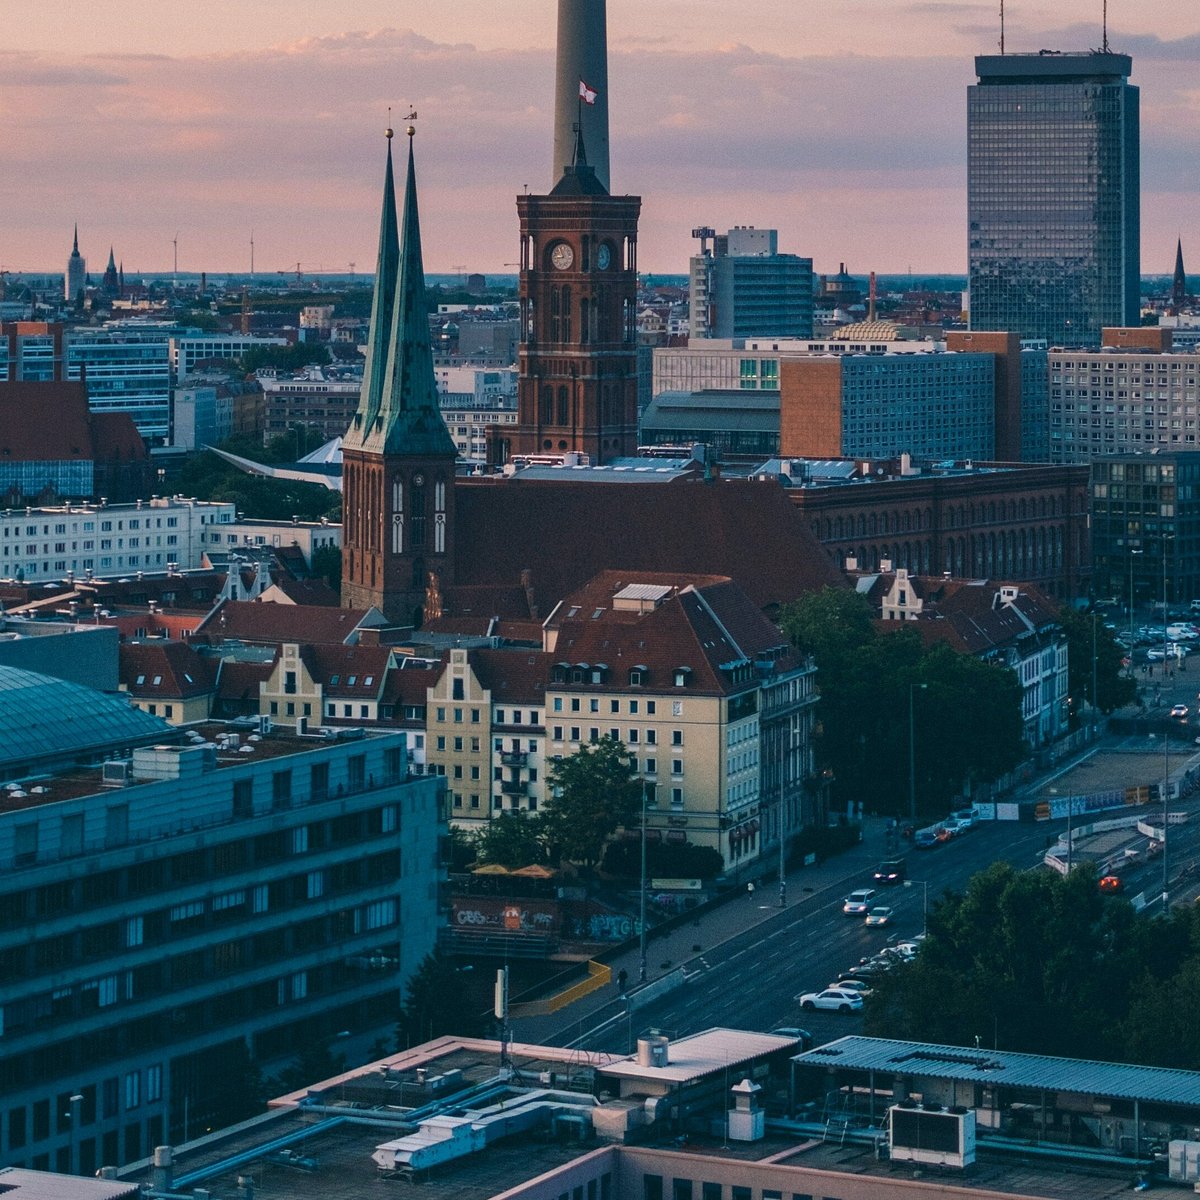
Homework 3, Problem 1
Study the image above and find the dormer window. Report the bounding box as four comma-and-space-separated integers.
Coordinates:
553, 661, 571, 685
673, 666, 692, 688
591, 662, 608, 684
629, 664, 648, 687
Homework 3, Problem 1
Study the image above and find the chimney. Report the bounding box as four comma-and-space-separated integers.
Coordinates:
151, 1146, 174, 1193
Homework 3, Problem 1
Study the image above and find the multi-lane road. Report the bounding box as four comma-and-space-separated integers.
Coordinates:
550, 819, 1091, 1054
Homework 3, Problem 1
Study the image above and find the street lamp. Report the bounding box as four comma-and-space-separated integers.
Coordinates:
908, 683, 927, 824
903, 878, 929, 936
638, 780, 649, 984
1128, 547, 1143, 654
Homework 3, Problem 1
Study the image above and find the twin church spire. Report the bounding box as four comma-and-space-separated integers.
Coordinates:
346, 122, 457, 460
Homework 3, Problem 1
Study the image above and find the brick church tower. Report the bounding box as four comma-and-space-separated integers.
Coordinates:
489, 0, 641, 466
342, 124, 457, 628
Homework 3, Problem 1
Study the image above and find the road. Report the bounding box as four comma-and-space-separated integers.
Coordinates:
550, 819, 1054, 1054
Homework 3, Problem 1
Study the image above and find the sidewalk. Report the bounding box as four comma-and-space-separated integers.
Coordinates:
511, 817, 893, 1046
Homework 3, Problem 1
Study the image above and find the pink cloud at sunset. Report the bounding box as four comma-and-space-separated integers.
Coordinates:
0, 2, 1194, 277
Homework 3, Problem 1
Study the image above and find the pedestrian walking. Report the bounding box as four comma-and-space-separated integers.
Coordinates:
747, 882, 755, 900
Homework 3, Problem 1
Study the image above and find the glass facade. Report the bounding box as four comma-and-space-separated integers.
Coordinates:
968, 54, 1139, 348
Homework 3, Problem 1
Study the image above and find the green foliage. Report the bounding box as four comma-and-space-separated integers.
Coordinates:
786, 821, 863, 865
269, 1038, 346, 1097
176, 449, 341, 523
473, 812, 547, 869
445, 825, 476, 872
179, 309, 221, 331
864, 862, 1190, 1064
398, 950, 488, 1046
778, 589, 1028, 817
1060, 607, 1136, 716
239, 342, 331, 374
542, 737, 642, 867
601, 836, 725, 881
310, 545, 342, 592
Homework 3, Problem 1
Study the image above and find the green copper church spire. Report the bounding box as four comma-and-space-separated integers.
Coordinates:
347, 123, 401, 450
365, 119, 457, 458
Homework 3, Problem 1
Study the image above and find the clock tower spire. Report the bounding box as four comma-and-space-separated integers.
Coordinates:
489, 0, 641, 467
343, 119, 457, 627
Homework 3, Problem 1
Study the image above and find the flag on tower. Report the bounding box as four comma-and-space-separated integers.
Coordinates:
579, 79, 598, 105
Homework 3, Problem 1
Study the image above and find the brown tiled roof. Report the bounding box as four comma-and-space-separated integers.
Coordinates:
451, 477, 845, 616
119, 640, 217, 699
302, 644, 394, 697
873, 574, 1061, 655
214, 657, 275, 704
90, 412, 147, 461
380, 662, 440, 707
547, 572, 797, 695
0, 382, 91, 461
266, 576, 341, 606
196, 600, 373, 645
469, 648, 550, 706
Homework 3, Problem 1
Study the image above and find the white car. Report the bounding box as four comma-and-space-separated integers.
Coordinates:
842, 888, 876, 915
830, 978, 873, 996
798, 987, 864, 1013
950, 808, 977, 830
864, 905, 894, 928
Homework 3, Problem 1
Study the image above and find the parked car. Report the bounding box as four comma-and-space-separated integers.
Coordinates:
842, 888, 877, 915
950, 808, 978, 830
873, 858, 907, 885
768, 1026, 814, 1049
941, 817, 970, 837
864, 905, 894, 927
913, 827, 943, 850
798, 987, 864, 1013
831, 978, 873, 996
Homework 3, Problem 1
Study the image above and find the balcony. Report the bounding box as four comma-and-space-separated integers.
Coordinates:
500, 779, 528, 796
500, 750, 528, 767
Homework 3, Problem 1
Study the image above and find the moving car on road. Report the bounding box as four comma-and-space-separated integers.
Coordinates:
864, 905, 894, 928
842, 888, 876, 914
873, 858, 907, 885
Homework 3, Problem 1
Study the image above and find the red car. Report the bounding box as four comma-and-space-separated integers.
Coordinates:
1098, 874, 1124, 894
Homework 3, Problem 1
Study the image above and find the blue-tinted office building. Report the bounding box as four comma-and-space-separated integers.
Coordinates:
968, 52, 1140, 349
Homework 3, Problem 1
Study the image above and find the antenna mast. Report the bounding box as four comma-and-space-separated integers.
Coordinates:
999, 0, 1005, 54
1102, 0, 1109, 53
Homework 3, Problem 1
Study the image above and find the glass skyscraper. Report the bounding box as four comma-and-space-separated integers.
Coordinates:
968, 53, 1139, 348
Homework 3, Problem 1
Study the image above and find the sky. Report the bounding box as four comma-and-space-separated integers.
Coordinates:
0, 1, 1195, 279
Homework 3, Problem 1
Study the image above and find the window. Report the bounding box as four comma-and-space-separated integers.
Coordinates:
306, 870, 325, 899
124, 1071, 140, 1110
672, 730, 683, 746
272, 770, 292, 808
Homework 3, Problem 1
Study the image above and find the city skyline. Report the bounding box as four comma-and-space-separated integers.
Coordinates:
0, 1, 1194, 278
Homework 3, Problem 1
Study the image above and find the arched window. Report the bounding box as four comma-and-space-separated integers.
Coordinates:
549, 287, 560, 342
561, 287, 572, 341
540, 386, 552, 425
410, 479, 426, 548
580, 297, 589, 344
557, 385, 569, 427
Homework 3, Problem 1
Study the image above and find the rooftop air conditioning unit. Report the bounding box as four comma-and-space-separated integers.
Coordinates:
102, 760, 132, 787
258, 715, 273, 736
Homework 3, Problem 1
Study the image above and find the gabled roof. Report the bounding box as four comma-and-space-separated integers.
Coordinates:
546, 571, 797, 694
300, 644, 394, 697
214, 655, 276, 705
119, 640, 217, 699
450, 478, 846, 617
468, 648, 550, 706
196, 600, 378, 646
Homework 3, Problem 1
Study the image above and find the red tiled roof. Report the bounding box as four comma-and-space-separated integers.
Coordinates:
266, 576, 341, 606
380, 662, 440, 707
119, 640, 217, 699
301, 643, 394, 697
468, 648, 550, 706
0, 382, 91, 461
450, 477, 845, 616
214, 656, 276, 704
196, 600, 374, 645
90, 412, 147, 461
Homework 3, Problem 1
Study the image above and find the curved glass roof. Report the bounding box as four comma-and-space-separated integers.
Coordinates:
0, 664, 170, 773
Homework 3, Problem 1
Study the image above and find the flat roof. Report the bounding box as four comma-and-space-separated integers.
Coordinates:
795, 1036, 1200, 1107
599, 1029, 798, 1086
0, 1169, 138, 1199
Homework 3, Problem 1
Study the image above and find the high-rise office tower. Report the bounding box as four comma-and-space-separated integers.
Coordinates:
689, 226, 814, 340
968, 52, 1139, 348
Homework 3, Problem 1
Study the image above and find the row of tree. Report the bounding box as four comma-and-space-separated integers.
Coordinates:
866, 861, 1200, 1069
777, 589, 1133, 818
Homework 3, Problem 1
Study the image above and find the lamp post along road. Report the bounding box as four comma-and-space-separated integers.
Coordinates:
639, 781, 648, 984
904, 878, 929, 936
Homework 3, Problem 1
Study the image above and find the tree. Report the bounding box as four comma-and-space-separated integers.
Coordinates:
1060, 607, 1135, 716
473, 812, 547, 869
239, 342, 331, 374
542, 737, 642, 867
864, 862, 1164, 1063
778, 589, 1028, 816
310, 544, 342, 592
398, 950, 488, 1046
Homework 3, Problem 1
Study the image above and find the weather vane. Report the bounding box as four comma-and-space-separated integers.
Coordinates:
405, 109, 418, 139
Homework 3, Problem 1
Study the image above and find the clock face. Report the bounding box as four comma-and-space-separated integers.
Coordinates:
413, 474, 425, 486
596, 243, 611, 270
551, 242, 575, 271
